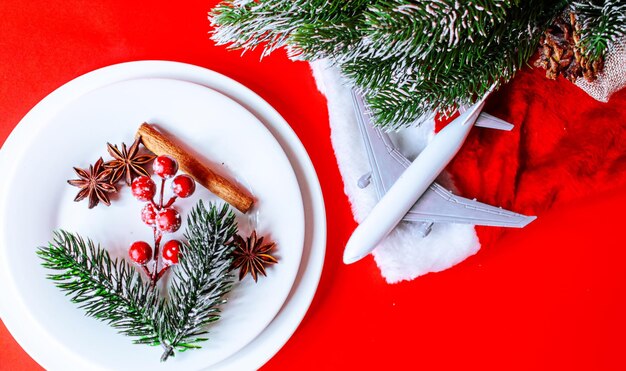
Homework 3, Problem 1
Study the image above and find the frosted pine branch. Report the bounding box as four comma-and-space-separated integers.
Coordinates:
573, 0, 626, 60
210, 0, 574, 128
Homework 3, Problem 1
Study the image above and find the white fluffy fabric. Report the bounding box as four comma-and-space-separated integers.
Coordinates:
310, 61, 480, 284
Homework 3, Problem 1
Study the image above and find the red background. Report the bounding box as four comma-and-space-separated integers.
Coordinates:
2, 1, 626, 370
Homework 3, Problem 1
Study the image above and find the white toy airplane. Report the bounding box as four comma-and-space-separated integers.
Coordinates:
343, 91, 536, 264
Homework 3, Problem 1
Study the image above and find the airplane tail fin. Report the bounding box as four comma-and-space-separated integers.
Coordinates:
475, 113, 514, 131
459, 87, 513, 131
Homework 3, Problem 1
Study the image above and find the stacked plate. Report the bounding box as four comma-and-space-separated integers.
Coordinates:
0, 61, 326, 370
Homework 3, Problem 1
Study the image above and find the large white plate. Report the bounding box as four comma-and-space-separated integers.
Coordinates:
0, 62, 326, 370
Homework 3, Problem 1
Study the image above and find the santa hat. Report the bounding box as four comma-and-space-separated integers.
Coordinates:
312, 60, 626, 284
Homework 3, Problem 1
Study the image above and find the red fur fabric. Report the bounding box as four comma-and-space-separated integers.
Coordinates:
447, 66, 626, 246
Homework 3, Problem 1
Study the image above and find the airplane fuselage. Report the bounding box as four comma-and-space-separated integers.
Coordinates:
343, 100, 486, 264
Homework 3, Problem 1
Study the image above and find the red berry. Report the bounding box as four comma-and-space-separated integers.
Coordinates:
131, 176, 156, 202
162, 240, 181, 264
153, 155, 178, 179
171, 174, 196, 198
129, 241, 152, 265
141, 203, 157, 226
156, 208, 181, 233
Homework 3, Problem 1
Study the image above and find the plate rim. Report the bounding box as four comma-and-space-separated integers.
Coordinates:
0, 60, 327, 371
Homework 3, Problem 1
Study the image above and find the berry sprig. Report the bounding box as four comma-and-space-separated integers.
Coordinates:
128, 155, 196, 285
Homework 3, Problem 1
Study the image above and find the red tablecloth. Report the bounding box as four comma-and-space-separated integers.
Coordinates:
2, 1, 626, 370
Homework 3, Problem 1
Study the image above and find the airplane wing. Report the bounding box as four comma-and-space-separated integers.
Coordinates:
403, 182, 535, 227
353, 91, 407, 198
351, 91, 535, 236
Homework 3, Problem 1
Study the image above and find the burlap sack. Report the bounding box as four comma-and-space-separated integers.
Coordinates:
576, 39, 626, 102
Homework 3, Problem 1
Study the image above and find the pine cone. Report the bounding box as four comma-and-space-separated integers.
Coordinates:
535, 12, 604, 83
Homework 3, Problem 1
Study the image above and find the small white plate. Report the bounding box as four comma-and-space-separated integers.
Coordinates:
0, 77, 306, 369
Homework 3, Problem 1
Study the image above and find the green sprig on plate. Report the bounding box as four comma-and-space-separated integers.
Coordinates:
37, 201, 237, 362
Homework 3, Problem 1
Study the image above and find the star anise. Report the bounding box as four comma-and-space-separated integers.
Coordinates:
67, 157, 117, 209
105, 137, 155, 186
230, 231, 278, 282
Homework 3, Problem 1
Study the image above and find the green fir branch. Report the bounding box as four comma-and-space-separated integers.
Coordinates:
159, 201, 238, 361
350, 1, 561, 129
210, 0, 370, 58
347, 1, 515, 62
37, 201, 238, 362
210, 0, 572, 129
573, 0, 626, 60
37, 231, 162, 344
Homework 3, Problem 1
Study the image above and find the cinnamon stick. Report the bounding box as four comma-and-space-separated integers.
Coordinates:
136, 123, 254, 213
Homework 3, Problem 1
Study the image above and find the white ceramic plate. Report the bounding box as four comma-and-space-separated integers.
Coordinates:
0, 63, 326, 370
